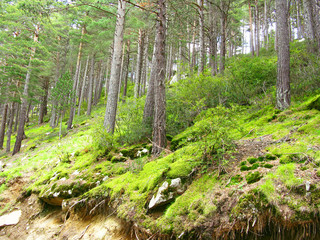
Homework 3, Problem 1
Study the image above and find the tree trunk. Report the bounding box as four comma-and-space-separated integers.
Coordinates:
264, 0, 269, 48
103, 0, 126, 133
143, 32, 158, 125
122, 40, 131, 102
67, 25, 85, 129
78, 55, 90, 116
255, 0, 260, 56
249, 0, 255, 56
0, 103, 8, 149
276, 0, 291, 110
13, 26, 39, 155
198, 0, 205, 73
219, 1, 227, 74
304, 0, 320, 52
209, 1, 218, 76
134, 29, 145, 98
14, 103, 19, 132
152, 0, 167, 155
38, 77, 50, 125
6, 102, 15, 153
140, 34, 149, 96
87, 55, 95, 116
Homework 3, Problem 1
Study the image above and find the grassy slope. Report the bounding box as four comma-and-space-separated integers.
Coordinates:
1, 95, 320, 238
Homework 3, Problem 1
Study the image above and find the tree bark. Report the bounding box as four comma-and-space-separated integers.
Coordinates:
38, 77, 49, 125
209, 1, 218, 76
255, 0, 260, 56
134, 29, 145, 98
13, 26, 39, 155
304, 0, 320, 52
219, 1, 227, 74
198, 0, 205, 73
152, 0, 167, 155
6, 102, 15, 153
249, 0, 255, 56
87, 55, 95, 116
122, 40, 131, 102
67, 25, 85, 129
78, 55, 90, 116
103, 0, 126, 133
276, 0, 291, 110
0, 103, 8, 149
143, 31, 158, 125
140, 34, 149, 96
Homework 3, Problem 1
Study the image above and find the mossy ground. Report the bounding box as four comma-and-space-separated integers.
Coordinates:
1, 92, 320, 239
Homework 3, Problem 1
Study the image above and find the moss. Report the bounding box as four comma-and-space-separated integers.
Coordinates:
25, 143, 37, 152
275, 163, 303, 188
263, 164, 273, 169
265, 153, 277, 160
247, 157, 258, 164
251, 163, 259, 170
240, 161, 247, 166
246, 171, 263, 184
227, 174, 243, 187
240, 165, 251, 171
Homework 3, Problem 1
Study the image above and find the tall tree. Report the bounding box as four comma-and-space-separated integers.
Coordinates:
152, 0, 167, 155
103, 0, 126, 133
276, 0, 291, 110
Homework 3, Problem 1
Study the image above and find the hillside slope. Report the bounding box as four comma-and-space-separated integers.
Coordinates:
1, 94, 320, 239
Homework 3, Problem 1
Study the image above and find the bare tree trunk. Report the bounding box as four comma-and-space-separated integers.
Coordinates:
152, 0, 167, 155
104, 56, 111, 102
6, 102, 15, 153
38, 77, 50, 124
14, 104, 19, 133
122, 40, 130, 102
118, 43, 126, 102
249, 0, 255, 56
296, 0, 302, 39
134, 29, 145, 98
78, 56, 89, 115
304, 0, 320, 52
264, 0, 269, 48
0, 103, 8, 149
143, 32, 158, 125
103, 0, 126, 133
87, 55, 95, 116
13, 26, 39, 155
198, 0, 205, 73
276, 0, 291, 110
140, 34, 149, 96
94, 60, 102, 105
67, 25, 85, 129
219, 1, 227, 74
255, 0, 260, 56
191, 22, 197, 70
209, 1, 218, 76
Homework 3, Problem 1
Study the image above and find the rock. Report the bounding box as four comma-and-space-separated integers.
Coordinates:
148, 178, 183, 210
0, 210, 22, 227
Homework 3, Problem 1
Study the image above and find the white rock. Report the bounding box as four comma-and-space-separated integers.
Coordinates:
53, 192, 60, 197
0, 210, 22, 227
170, 178, 181, 188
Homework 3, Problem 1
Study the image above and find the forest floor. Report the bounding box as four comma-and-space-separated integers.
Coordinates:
1, 95, 320, 239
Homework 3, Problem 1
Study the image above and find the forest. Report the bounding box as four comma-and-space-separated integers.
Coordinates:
0, 0, 320, 239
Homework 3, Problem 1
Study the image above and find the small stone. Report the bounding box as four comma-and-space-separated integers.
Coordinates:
0, 210, 22, 227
